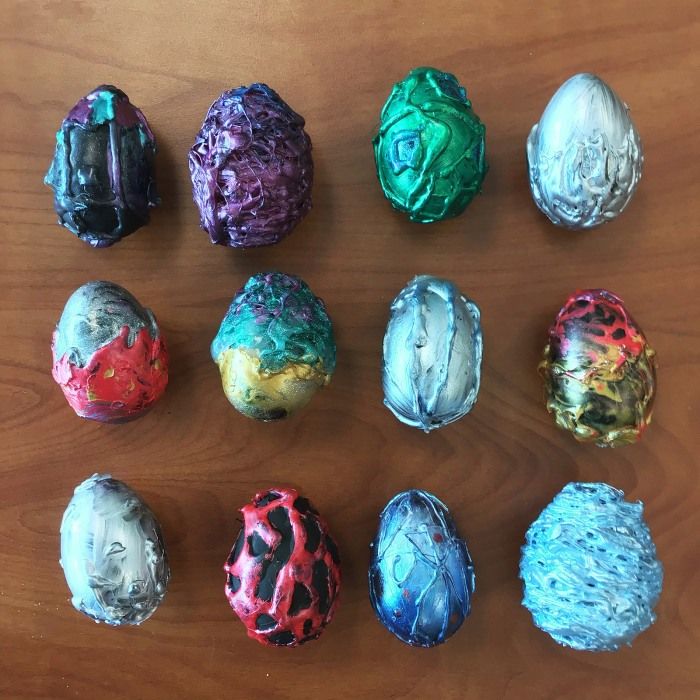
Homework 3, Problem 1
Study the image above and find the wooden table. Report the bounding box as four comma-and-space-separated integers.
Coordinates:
2, 2, 699, 698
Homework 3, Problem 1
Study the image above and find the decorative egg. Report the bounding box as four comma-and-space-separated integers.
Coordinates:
45, 85, 159, 247
211, 272, 335, 421
368, 490, 475, 647
520, 482, 663, 651
189, 84, 313, 247
60, 474, 170, 626
539, 289, 656, 447
527, 73, 643, 229
224, 488, 341, 647
382, 275, 482, 431
51, 281, 168, 423
373, 66, 487, 223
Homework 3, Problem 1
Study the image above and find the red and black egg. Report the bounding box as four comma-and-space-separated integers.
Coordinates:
224, 488, 341, 647
539, 289, 657, 447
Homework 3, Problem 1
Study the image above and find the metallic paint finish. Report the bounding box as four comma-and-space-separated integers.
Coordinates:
539, 289, 656, 447
216, 348, 328, 421
382, 275, 482, 432
368, 490, 475, 647
211, 272, 335, 421
189, 84, 313, 247
60, 474, 170, 626
373, 66, 487, 223
527, 73, 642, 229
45, 85, 159, 247
224, 488, 341, 647
520, 482, 663, 651
53, 281, 158, 366
51, 281, 168, 423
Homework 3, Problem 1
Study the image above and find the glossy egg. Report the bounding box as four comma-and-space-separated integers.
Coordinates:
539, 289, 656, 447
45, 85, 159, 247
189, 84, 313, 247
60, 474, 170, 625
373, 67, 487, 223
211, 272, 335, 421
51, 281, 168, 423
368, 490, 475, 647
520, 482, 663, 651
527, 73, 642, 229
382, 275, 482, 431
224, 488, 341, 647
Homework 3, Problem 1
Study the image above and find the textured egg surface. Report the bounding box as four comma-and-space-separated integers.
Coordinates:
211, 272, 335, 421
45, 84, 159, 247
51, 281, 168, 423
369, 489, 475, 647
373, 66, 487, 223
540, 288, 656, 447
527, 73, 642, 229
189, 83, 313, 247
383, 275, 482, 431
520, 482, 663, 651
224, 488, 341, 647
60, 474, 170, 626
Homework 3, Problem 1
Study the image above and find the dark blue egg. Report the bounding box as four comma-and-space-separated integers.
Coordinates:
368, 490, 475, 647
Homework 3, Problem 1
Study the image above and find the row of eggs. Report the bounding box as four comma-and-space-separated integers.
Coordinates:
44, 69, 643, 249
61, 475, 663, 652
52, 273, 657, 448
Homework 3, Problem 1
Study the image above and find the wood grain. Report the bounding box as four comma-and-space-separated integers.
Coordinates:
1, 1, 699, 698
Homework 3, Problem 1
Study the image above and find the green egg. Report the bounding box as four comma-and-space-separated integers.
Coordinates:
373, 67, 488, 223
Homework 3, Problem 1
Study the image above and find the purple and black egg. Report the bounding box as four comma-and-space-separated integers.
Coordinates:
45, 85, 159, 248
188, 84, 313, 248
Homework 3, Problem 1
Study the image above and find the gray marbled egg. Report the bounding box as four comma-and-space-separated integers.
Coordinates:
382, 275, 482, 432
60, 474, 170, 626
527, 73, 642, 229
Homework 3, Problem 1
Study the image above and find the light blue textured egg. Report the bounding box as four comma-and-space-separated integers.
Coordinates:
520, 482, 663, 651
368, 490, 475, 647
527, 73, 643, 229
382, 276, 482, 432
60, 474, 170, 626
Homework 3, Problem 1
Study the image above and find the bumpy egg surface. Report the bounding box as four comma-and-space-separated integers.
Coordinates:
51, 281, 168, 423
211, 272, 335, 421
539, 289, 656, 447
520, 482, 663, 651
527, 73, 642, 229
45, 85, 159, 247
189, 84, 313, 247
382, 275, 482, 431
373, 66, 487, 223
369, 490, 475, 647
60, 474, 170, 626
224, 488, 341, 647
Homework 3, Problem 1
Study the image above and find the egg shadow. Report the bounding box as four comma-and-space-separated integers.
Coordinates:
149, 126, 189, 259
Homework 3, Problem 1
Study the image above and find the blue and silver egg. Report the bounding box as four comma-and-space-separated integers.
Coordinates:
520, 482, 663, 651
526, 73, 643, 229
368, 490, 475, 647
60, 474, 170, 626
382, 276, 482, 432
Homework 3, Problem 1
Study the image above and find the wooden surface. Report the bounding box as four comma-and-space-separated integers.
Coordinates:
1, 1, 699, 698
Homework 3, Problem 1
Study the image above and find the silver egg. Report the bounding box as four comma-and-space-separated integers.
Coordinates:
60, 474, 170, 626
382, 275, 482, 432
526, 73, 643, 229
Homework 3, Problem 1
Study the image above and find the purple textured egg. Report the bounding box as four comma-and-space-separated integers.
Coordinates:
188, 84, 313, 248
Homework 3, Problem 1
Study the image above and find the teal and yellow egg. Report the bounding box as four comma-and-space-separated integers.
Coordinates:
211, 272, 336, 421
